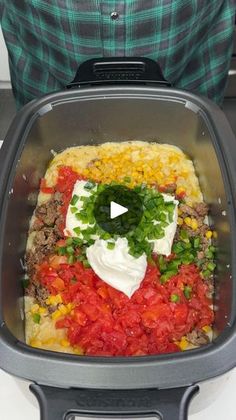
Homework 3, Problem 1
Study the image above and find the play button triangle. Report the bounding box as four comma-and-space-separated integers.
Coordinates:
110, 201, 128, 219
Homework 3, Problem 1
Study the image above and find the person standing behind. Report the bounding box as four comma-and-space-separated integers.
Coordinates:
0, 0, 235, 108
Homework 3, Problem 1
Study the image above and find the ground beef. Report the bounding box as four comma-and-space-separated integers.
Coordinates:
33, 192, 63, 228
54, 191, 63, 203
197, 251, 204, 260
48, 305, 57, 314
54, 214, 64, 238
205, 277, 214, 298
35, 202, 58, 226
193, 202, 209, 217
26, 282, 49, 306
31, 218, 44, 231
179, 204, 198, 218
34, 227, 58, 248
186, 329, 210, 346
25, 227, 60, 276
26, 191, 64, 278
162, 183, 177, 193
180, 202, 209, 219
179, 201, 210, 240
86, 158, 99, 168
25, 249, 46, 277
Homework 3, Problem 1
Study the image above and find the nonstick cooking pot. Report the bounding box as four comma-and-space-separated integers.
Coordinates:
0, 58, 236, 420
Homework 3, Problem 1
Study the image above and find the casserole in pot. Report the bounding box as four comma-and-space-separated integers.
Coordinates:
0, 58, 236, 419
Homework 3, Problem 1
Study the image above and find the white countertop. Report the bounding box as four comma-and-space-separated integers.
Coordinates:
0, 367, 236, 419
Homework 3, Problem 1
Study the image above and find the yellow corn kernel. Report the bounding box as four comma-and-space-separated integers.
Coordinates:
59, 304, 68, 315
191, 218, 198, 230
60, 339, 70, 347
202, 325, 211, 333
44, 338, 55, 345
45, 296, 54, 305
73, 346, 84, 355
184, 217, 192, 227
176, 187, 185, 196
51, 310, 62, 320
178, 208, 182, 215
31, 304, 40, 314
49, 296, 57, 305
179, 337, 189, 351
213, 231, 218, 239
83, 169, 89, 176
66, 303, 73, 312
46, 294, 62, 306
38, 307, 47, 315
30, 339, 42, 348
56, 294, 63, 304
177, 217, 183, 226
205, 230, 213, 239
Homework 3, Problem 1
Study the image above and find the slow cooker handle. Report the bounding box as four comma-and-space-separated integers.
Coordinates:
30, 383, 199, 420
67, 57, 171, 88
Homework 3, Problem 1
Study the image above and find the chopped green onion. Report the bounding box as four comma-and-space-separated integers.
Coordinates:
184, 286, 192, 299
68, 255, 75, 264
160, 270, 178, 283
101, 232, 111, 240
83, 260, 91, 268
22, 279, 29, 289
202, 269, 211, 279
72, 237, 83, 247
173, 242, 184, 254
76, 255, 85, 262
170, 294, 180, 303
180, 229, 189, 242
123, 176, 131, 183
57, 246, 66, 256
205, 250, 213, 259
193, 237, 200, 249
66, 237, 73, 246
66, 246, 74, 255
71, 206, 77, 214
32, 313, 41, 324
209, 245, 216, 253
207, 262, 216, 271
84, 181, 95, 190
107, 242, 115, 250
70, 194, 79, 206
73, 227, 81, 236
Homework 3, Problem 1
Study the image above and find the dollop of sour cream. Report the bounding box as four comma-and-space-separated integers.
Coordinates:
64, 180, 178, 297
148, 193, 178, 256
86, 237, 147, 298
64, 180, 96, 238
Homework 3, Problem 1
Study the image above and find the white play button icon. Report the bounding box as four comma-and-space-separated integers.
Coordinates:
110, 201, 128, 219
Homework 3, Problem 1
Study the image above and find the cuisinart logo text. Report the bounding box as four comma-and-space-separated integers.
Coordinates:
76, 393, 152, 408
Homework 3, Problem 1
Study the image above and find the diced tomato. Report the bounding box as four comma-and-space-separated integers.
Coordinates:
176, 190, 186, 200
97, 286, 109, 299
56, 239, 66, 247
79, 303, 100, 322
51, 277, 65, 291
67, 324, 82, 345
49, 255, 68, 269
73, 308, 87, 326
55, 316, 72, 329
40, 178, 55, 194
36, 170, 214, 359
174, 304, 188, 325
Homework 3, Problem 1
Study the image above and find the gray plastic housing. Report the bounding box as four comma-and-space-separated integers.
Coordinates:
0, 86, 236, 390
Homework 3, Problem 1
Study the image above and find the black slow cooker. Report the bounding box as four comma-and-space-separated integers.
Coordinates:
0, 58, 236, 420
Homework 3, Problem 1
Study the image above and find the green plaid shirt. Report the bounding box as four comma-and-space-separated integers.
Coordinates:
0, 1, 235, 108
